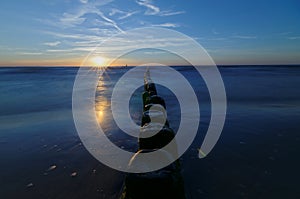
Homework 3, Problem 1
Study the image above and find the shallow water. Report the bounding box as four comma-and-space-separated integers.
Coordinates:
0, 66, 299, 198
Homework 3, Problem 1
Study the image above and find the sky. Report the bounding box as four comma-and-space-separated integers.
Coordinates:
0, 0, 300, 66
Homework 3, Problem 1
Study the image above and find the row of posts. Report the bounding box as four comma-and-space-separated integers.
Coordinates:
121, 68, 186, 199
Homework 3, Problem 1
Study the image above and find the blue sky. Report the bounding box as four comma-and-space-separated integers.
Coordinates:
0, 0, 300, 66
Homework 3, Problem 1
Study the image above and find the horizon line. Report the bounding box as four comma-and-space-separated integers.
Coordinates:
0, 64, 300, 67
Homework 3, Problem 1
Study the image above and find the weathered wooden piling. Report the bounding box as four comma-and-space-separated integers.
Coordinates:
120, 68, 186, 199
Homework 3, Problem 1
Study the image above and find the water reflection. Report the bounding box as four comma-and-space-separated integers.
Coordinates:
96, 110, 104, 122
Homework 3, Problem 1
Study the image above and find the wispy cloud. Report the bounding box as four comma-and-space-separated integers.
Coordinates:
109, 8, 139, 20
43, 41, 61, 47
109, 8, 123, 16
58, 0, 123, 32
46, 47, 96, 53
287, 36, 300, 40
136, 0, 160, 15
118, 11, 140, 20
60, 12, 85, 27
159, 10, 185, 16
278, 31, 292, 35
97, 12, 124, 32
232, 35, 257, 39
34, 0, 187, 64
79, 0, 88, 4
207, 37, 228, 41
46, 49, 71, 53
43, 31, 108, 41
136, 0, 184, 17
152, 23, 180, 28
16, 52, 43, 55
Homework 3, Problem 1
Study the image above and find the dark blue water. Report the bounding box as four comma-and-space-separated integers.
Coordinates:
0, 66, 299, 199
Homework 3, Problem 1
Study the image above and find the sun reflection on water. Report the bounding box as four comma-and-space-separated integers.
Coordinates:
96, 110, 104, 122
95, 77, 111, 124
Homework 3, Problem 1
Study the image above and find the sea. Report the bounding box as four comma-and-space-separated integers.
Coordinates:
0, 65, 299, 199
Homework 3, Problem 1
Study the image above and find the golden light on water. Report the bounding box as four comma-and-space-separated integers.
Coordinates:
95, 97, 109, 123
96, 110, 104, 123
98, 110, 103, 116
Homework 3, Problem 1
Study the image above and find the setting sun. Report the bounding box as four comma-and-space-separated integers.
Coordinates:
92, 56, 107, 66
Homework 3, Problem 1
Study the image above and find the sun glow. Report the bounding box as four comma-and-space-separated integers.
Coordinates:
92, 56, 107, 67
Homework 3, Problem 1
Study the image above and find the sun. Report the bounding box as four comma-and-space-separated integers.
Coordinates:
92, 56, 106, 66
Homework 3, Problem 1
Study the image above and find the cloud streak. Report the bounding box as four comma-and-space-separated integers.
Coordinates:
79, 0, 88, 4
32, 0, 187, 65
136, 0, 160, 15
43, 41, 61, 47
58, 0, 123, 32
287, 36, 300, 40
232, 35, 257, 39
159, 10, 185, 16
17, 52, 43, 55
136, 0, 184, 16
109, 8, 139, 20
118, 11, 140, 20
152, 23, 179, 28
